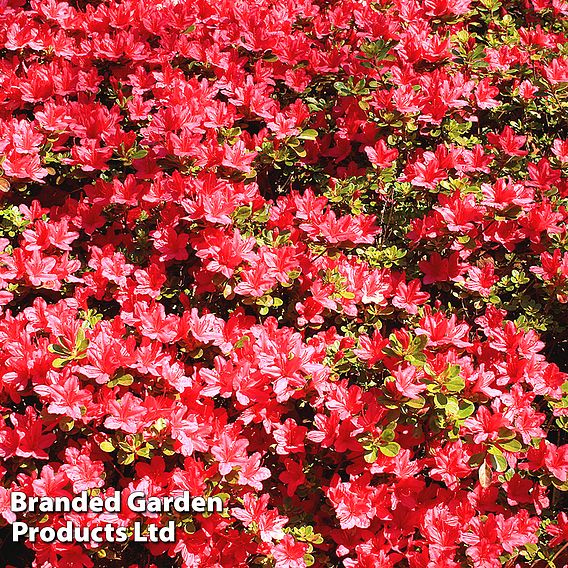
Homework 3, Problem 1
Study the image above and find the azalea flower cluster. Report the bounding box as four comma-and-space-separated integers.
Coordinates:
0, 0, 567, 566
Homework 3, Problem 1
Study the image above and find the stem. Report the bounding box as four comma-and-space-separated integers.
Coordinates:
551, 541, 568, 564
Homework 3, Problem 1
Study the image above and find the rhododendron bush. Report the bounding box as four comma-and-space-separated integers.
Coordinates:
0, 0, 567, 565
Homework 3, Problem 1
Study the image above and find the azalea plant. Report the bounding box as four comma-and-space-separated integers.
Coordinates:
0, 0, 567, 566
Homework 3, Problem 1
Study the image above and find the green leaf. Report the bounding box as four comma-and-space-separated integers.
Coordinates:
380, 429, 395, 442
489, 451, 508, 472
48, 343, 70, 356
52, 357, 70, 368
499, 439, 522, 452
412, 334, 428, 351
469, 452, 485, 467
234, 205, 252, 220
75, 326, 89, 351
407, 353, 427, 366
118, 451, 135, 465
137, 446, 151, 459
363, 446, 378, 463
434, 393, 448, 408
100, 441, 115, 452
445, 397, 459, 416
457, 400, 475, 419
233, 335, 250, 349
405, 396, 425, 409
298, 129, 318, 141
153, 418, 167, 432
379, 442, 400, 457
445, 377, 465, 393
130, 148, 149, 160
116, 374, 134, 386
76, 326, 85, 344
497, 428, 516, 441
523, 543, 538, 560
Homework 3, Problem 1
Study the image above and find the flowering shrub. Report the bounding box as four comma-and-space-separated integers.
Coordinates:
0, 0, 567, 566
